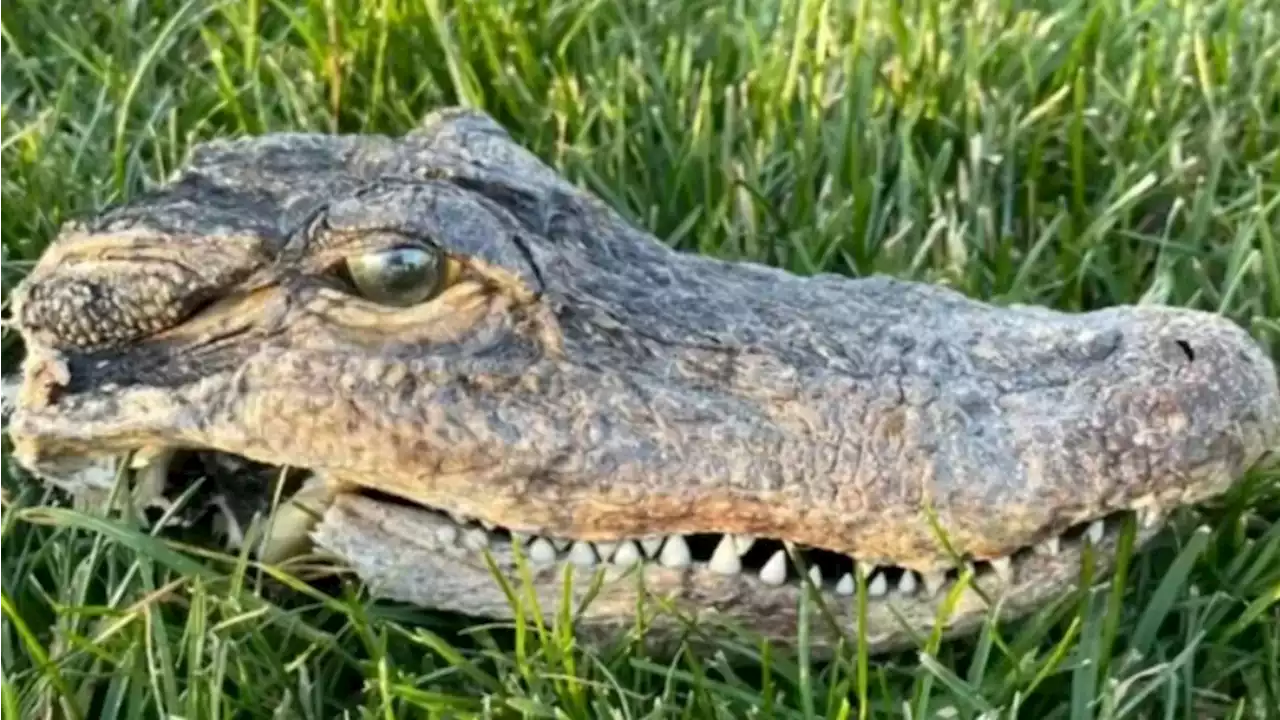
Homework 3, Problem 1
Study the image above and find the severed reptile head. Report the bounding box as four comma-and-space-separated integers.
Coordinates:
7, 108, 1280, 653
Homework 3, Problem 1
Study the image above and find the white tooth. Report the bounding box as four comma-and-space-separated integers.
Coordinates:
435, 524, 459, 545
593, 541, 618, 559
835, 573, 856, 596
129, 445, 172, 469
611, 541, 642, 567
867, 572, 888, 597
807, 565, 824, 587
732, 534, 757, 555
1138, 506, 1162, 528
640, 537, 665, 557
510, 531, 530, 544
897, 571, 918, 595
448, 511, 467, 525
990, 557, 1014, 583
1038, 536, 1061, 556
461, 528, 489, 550
1132, 493, 1156, 519
708, 535, 742, 575
1086, 520, 1106, 544
550, 537, 571, 551
528, 537, 558, 565
658, 535, 692, 568
568, 541, 598, 567
922, 571, 946, 596
759, 550, 788, 586
132, 450, 173, 508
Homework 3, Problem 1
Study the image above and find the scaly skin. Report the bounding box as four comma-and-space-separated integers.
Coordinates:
7, 108, 1280, 653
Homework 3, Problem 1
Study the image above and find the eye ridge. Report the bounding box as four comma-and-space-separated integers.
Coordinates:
340, 245, 450, 307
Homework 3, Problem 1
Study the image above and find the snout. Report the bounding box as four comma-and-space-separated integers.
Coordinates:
930, 305, 1278, 560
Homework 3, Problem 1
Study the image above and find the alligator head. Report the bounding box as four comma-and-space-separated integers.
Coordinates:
7, 108, 1279, 653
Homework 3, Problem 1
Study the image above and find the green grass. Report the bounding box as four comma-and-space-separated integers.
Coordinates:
2, 0, 1279, 716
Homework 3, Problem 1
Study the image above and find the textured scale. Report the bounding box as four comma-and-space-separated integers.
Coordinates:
7, 107, 1280, 653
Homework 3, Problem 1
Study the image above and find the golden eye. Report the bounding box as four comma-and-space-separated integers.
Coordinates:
344, 246, 447, 306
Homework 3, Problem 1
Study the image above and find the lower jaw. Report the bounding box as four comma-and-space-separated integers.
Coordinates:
23, 448, 1156, 655
312, 493, 1156, 654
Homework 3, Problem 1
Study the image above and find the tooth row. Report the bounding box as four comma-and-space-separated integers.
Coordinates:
121, 434, 1145, 587
435, 519, 964, 598
439, 519, 767, 574
441, 515, 681, 568
433, 510, 1132, 596
445, 519, 956, 598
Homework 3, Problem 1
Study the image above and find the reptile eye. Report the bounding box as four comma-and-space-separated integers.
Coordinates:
344, 246, 446, 306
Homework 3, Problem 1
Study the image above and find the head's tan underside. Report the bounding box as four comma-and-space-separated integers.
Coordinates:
7, 108, 1280, 654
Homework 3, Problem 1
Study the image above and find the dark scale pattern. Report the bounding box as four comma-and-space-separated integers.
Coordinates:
7, 107, 1280, 652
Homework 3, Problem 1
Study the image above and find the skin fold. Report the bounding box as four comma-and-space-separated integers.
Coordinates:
7, 107, 1280, 653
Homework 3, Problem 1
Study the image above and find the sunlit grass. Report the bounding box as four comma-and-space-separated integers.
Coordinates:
2, 0, 1278, 716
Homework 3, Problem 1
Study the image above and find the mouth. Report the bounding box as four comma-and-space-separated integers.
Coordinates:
68, 442, 1165, 610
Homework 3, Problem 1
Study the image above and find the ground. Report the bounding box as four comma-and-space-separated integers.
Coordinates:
1, 0, 1278, 717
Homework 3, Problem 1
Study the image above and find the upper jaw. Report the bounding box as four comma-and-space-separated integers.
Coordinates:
8, 312, 1280, 576
7, 289, 1280, 575
1, 369, 1238, 585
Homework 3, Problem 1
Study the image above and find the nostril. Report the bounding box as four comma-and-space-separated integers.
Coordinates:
1175, 340, 1195, 362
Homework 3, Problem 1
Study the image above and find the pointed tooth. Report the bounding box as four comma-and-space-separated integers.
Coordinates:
131, 456, 170, 507
807, 564, 824, 587
708, 535, 742, 575
479, 519, 496, 531
129, 445, 172, 469
131, 449, 174, 507
1131, 493, 1160, 527
435, 524, 459, 545
640, 537, 665, 557
550, 537, 571, 551
732, 534, 757, 556
990, 557, 1013, 583
447, 511, 467, 525
1086, 520, 1106, 544
1138, 505, 1162, 528
528, 537, 558, 565
593, 541, 618, 559
568, 541, 598, 567
611, 540, 642, 567
510, 531, 530, 544
835, 573, 856, 596
1038, 536, 1061, 556
658, 535, 691, 568
867, 572, 888, 597
1138, 507, 1156, 528
897, 571, 918, 595
758, 549, 788, 586
461, 528, 489, 550
921, 571, 946, 597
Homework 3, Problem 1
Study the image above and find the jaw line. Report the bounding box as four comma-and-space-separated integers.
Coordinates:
4, 431, 1171, 653
13, 439, 1162, 588
307, 490, 1162, 652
